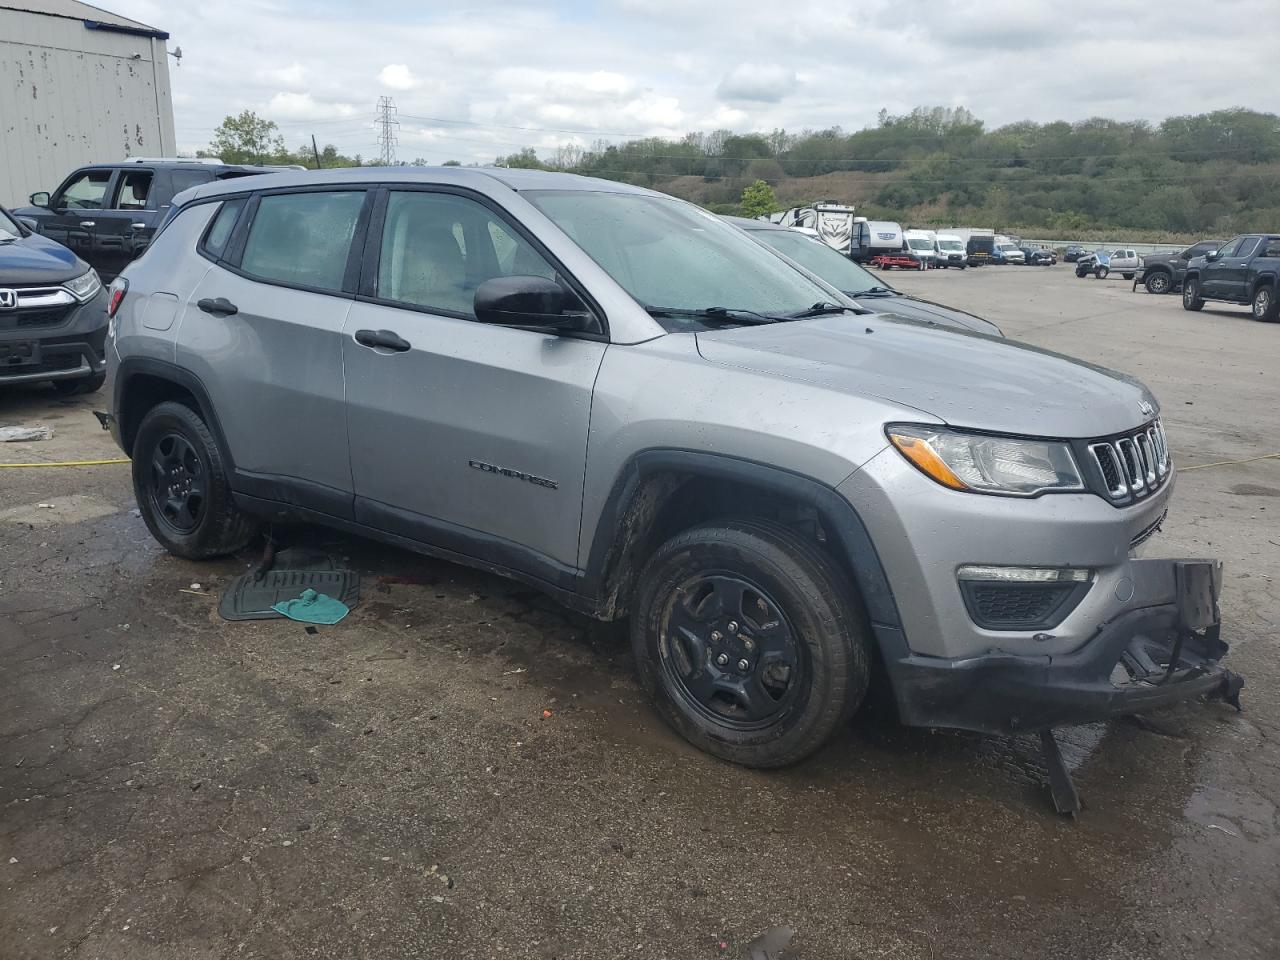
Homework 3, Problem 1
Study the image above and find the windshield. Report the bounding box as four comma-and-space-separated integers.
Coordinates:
524, 191, 837, 327
0, 207, 21, 241
749, 228, 891, 296
906, 238, 932, 251
937, 239, 963, 251
998, 243, 1018, 252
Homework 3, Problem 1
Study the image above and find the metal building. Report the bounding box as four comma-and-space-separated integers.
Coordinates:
0, 0, 175, 206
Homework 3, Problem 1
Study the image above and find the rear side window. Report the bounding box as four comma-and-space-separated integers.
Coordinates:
240, 191, 364, 293
1263, 238, 1280, 258
201, 199, 245, 260
114, 171, 152, 210
171, 169, 215, 195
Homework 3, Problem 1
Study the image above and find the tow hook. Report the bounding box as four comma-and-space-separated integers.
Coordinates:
92, 410, 113, 431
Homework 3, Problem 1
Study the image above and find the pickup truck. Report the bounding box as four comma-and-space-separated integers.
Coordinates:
1076, 247, 1140, 280
1182, 234, 1280, 321
1133, 240, 1224, 295
13, 159, 294, 282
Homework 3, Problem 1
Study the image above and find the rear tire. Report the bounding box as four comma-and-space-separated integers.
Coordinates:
631, 519, 871, 768
1252, 284, 1278, 322
1182, 278, 1205, 311
1144, 271, 1171, 295
131, 401, 259, 559
52, 373, 105, 396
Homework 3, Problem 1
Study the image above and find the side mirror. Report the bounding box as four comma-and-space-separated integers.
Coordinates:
474, 276, 588, 330
1205, 250, 1221, 262
15, 217, 38, 233
29, 191, 50, 208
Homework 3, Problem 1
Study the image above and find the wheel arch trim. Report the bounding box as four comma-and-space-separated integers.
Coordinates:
112, 357, 236, 471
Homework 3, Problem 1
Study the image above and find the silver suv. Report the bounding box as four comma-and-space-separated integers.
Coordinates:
103, 168, 1236, 779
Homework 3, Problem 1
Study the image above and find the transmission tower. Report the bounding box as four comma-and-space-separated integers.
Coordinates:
377, 96, 399, 165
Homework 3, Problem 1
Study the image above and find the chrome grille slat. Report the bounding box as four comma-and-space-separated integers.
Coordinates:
1088, 419, 1170, 502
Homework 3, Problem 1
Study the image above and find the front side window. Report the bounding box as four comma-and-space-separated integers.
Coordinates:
1216, 237, 1244, 259
525, 190, 833, 325
59, 170, 112, 209
240, 191, 364, 292
376, 191, 557, 317
114, 171, 152, 210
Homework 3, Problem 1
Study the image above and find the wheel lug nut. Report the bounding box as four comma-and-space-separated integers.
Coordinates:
743, 638, 755, 651
737, 659, 750, 672
727, 621, 739, 633
710, 631, 722, 643
715, 653, 729, 666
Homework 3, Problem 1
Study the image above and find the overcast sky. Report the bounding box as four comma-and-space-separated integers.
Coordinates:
112, 0, 1275, 164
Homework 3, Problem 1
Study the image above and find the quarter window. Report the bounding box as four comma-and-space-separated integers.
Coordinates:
240, 191, 364, 292
376, 191, 557, 317
58, 170, 111, 209
202, 199, 245, 260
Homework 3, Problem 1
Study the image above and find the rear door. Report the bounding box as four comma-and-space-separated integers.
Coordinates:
92, 167, 157, 281
174, 187, 370, 515
342, 186, 607, 579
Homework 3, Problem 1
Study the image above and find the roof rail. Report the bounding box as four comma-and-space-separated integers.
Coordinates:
122, 157, 227, 164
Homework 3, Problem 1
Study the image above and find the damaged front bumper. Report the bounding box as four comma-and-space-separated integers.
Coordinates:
886, 558, 1241, 736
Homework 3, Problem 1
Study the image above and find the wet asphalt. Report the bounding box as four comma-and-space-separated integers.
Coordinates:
1, 265, 1277, 959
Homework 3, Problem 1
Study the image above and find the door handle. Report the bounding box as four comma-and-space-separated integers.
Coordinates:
79, 220, 96, 228
131, 222, 147, 230
197, 297, 238, 316
354, 328, 411, 352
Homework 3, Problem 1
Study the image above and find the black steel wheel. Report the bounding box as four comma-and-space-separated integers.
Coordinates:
1144, 271, 1171, 295
132, 401, 259, 559
632, 519, 871, 768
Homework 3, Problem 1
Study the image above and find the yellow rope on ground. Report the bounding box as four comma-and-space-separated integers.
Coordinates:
0, 458, 130, 468
1180, 453, 1280, 472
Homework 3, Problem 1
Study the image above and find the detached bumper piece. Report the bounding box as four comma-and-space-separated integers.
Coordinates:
887, 559, 1243, 815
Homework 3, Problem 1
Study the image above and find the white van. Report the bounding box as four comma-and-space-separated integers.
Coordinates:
904, 229, 939, 269
934, 234, 967, 269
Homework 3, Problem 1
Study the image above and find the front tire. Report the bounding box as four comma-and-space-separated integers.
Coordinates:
1095, 265, 1110, 280
1251, 285, 1278, 322
131, 401, 259, 559
631, 519, 871, 768
1183, 277, 1205, 311
1144, 271, 1171, 295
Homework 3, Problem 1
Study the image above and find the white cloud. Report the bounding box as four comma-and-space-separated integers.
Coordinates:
262, 62, 306, 89
266, 92, 359, 121
378, 64, 419, 91
716, 64, 798, 104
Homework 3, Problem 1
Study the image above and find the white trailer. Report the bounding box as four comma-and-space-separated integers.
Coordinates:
851, 220, 905, 263
770, 203, 858, 256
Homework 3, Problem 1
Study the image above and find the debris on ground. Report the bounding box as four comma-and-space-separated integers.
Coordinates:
271, 588, 350, 625
218, 545, 360, 621
742, 926, 794, 960
0, 425, 54, 442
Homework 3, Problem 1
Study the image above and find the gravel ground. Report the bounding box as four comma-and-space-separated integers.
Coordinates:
1, 263, 1277, 959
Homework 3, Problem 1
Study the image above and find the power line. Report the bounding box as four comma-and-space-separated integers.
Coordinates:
377, 97, 399, 165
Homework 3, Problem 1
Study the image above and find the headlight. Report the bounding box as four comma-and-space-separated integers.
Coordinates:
64, 269, 102, 302
887, 424, 1085, 497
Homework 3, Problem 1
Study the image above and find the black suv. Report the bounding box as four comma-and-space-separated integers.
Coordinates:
1182, 234, 1280, 321
14, 159, 295, 282
1134, 239, 1224, 295
0, 203, 108, 394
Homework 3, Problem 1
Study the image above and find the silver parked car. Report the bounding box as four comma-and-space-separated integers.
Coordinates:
103, 168, 1238, 802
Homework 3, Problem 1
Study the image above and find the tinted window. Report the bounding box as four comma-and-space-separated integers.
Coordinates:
1236, 237, 1261, 258
241, 191, 363, 292
170, 169, 215, 195
1216, 237, 1244, 258
202, 199, 245, 259
114, 170, 152, 210
376, 191, 557, 317
1263, 238, 1280, 258
59, 170, 112, 209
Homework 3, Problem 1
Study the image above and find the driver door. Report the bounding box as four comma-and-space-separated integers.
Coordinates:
1201, 237, 1242, 297
42, 168, 115, 260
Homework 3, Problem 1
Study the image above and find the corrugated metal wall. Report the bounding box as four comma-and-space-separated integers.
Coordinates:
0, 9, 174, 206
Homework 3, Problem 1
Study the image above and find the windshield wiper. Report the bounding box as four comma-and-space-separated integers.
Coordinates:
787, 301, 868, 319
848, 286, 897, 298
644, 305, 780, 326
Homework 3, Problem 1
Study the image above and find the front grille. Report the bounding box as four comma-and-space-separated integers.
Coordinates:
13, 306, 75, 329
1086, 421, 1170, 502
0, 286, 77, 331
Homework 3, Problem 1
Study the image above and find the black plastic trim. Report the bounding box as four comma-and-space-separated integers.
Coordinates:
232, 470, 355, 522
110, 357, 234, 464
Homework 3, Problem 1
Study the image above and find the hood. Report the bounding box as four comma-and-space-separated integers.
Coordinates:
0, 231, 87, 285
695, 314, 1158, 439
1142, 251, 1178, 265
852, 292, 1003, 337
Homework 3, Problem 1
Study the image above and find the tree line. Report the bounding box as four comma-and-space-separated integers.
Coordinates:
202, 106, 1280, 239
